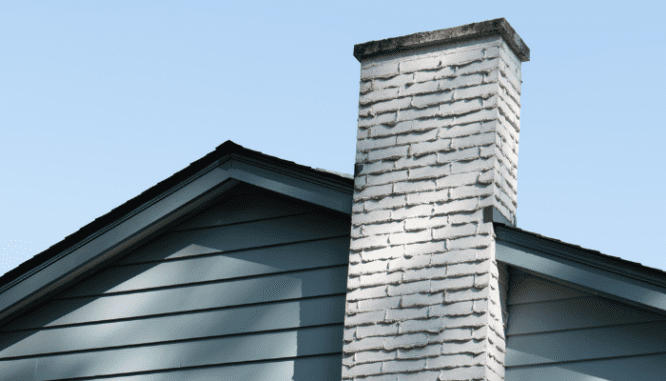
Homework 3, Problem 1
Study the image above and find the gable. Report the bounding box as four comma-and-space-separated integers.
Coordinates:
505, 269, 666, 380
0, 185, 351, 380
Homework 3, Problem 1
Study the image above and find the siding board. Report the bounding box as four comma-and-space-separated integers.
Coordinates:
0, 295, 345, 358
507, 296, 665, 335
116, 212, 350, 264
60, 237, 350, 297
0, 325, 344, 380
2, 266, 347, 330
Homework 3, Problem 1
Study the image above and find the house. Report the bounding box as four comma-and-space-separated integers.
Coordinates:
1, 18, 665, 381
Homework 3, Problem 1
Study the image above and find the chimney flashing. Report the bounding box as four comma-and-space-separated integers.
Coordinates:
354, 18, 530, 62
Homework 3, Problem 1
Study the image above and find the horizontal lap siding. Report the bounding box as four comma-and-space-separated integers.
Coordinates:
0, 187, 351, 380
506, 270, 666, 379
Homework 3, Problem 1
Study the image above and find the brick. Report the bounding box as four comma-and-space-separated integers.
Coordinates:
358, 112, 397, 129
437, 364, 486, 379
361, 62, 400, 80
476, 170, 494, 184
381, 358, 426, 373
343, 335, 386, 353
401, 56, 445, 73
357, 136, 397, 152
438, 122, 484, 139
350, 234, 389, 252
355, 175, 367, 190
483, 68, 500, 84
428, 301, 474, 317
403, 266, 447, 282
345, 310, 386, 327
389, 229, 432, 245
412, 117, 453, 132
426, 353, 474, 369
432, 223, 477, 240
439, 98, 484, 118
445, 287, 489, 303
399, 370, 441, 381
347, 285, 388, 302
394, 153, 437, 170
454, 82, 498, 102
449, 184, 494, 200
350, 252, 362, 264
358, 160, 396, 175
447, 260, 491, 277
356, 322, 400, 339
404, 215, 449, 231
434, 172, 478, 189
396, 128, 439, 145
397, 344, 442, 359
358, 296, 401, 313
398, 317, 443, 334
391, 204, 434, 221
384, 332, 428, 350
388, 280, 431, 296
430, 276, 475, 292
411, 91, 455, 109
349, 260, 390, 276
454, 108, 498, 125
401, 292, 444, 308
362, 246, 404, 261
451, 158, 495, 174
374, 73, 415, 90
361, 221, 405, 237
363, 195, 407, 211
414, 66, 456, 82
436, 147, 480, 164
456, 57, 499, 76
451, 132, 496, 150
342, 362, 382, 378
360, 271, 403, 287
432, 327, 474, 343
404, 240, 446, 256
398, 105, 440, 121
446, 235, 491, 250
355, 349, 397, 364
370, 120, 413, 138
431, 248, 484, 265
360, 80, 373, 94
394, 179, 437, 194
385, 307, 429, 322
410, 139, 452, 157
408, 164, 451, 181
353, 184, 393, 201
368, 145, 409, 162
401, 80, 440, 96
374, 97, 412, 114
366, 170, 409, 186
359, 105, 373, 117
433, 198, 478, 215
406, 189, 449, 206
441, 313, 487, 328
439, 73, 484, 92
388, 254, 431, 273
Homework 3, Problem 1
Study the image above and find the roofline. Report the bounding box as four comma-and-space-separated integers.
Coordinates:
0, 141, 353, 325
495, 223, 666, 315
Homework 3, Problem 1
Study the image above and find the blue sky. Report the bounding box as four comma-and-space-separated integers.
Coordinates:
1, 1, 665, 276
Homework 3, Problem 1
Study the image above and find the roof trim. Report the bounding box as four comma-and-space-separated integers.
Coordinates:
495, 223, 666, 315
0, 141, 354, 325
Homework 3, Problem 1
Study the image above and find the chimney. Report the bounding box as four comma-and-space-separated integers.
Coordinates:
343, 19, 529, 381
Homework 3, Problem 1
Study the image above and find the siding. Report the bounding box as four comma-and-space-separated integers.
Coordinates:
505, 269, 666, 380
0, 185, 350, 380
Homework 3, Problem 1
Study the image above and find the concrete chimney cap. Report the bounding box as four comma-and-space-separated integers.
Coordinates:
353, 18, 530, 62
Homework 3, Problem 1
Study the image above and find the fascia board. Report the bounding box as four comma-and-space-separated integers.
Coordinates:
0, 155, 353, 325
496, 235, 666, 315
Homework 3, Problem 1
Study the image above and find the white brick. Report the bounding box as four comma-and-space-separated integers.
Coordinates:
433, 198, 478, 215
347, 285, 388, 301
411, 91, 455, 109
358, 296, 401, 313
445, 287, 489, 302
401, 56, 444, 73
394, 153, 437, 170
374, 97, 412, 114
403, 266, 447, 282
362, 246, 404, 261
401, 292, 444, 308
385, 307, 429, 322
349, 260, 389, 276
350, 235, 389, 252
370, 120, 413, 138
447, 260, 491, 277
343, 335, 385, 353
397, 344, 442, 359
398, 105, 440, 121
356, 322, 399, 339
344, 327, 356, 342
368, 145, 409, 162
354, 184, 393, 201
388, 254, 431, 273
384, 332, 428, 350
404, 215, 449, 231
432, 223, 477, 240
388, 280, 431, 296
360, 80, 373, 94
410, 139, 452, 157
363, 195, 407, 211
408, 164, 451, 180
401, 80, 440, 96
452, 132, 496, 150
446, 235, 491, 250
381, 358, 427, 373
396, 129, 439, 145
406, 189, 449, 206
342, 362, 382, 378
437, 364, 486, 379
357, 136, 397, 152
430, 275, 475, 292
391, 204, 434, 220
435, 172, 478, 189
374, 73, 414, 90
358, 112, 397, 129
431, 248, 484, 265
361, 221, 404, 237
449, 184, 494, 200
389, 229, 432, 245
360, 271, 402, 287
454, 108, 498, 125
361, 62, 400, 80
439, 98, 484, 118
358, 160, 396, 175
426, 353, 474, 369
429, 301, 474, 317
404, 240, 446, 256
398, 317, 443, 334
355, 349, 397, 364
344, 310, 386, 327
366, 170, 409, 186
439, 73, 484, 92
414, 66, 456, 82
438, 122, 485, 139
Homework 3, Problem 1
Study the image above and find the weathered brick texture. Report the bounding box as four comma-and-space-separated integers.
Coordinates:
344, 20, 527, 381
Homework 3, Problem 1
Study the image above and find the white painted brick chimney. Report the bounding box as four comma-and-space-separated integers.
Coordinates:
343, 19, 529, 381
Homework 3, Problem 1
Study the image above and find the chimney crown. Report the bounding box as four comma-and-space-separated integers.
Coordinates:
354, 18, 530, 62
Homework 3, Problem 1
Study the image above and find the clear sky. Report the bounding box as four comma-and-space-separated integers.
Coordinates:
1, 1, 665, 276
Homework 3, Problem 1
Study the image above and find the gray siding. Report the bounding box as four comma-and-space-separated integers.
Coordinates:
506, 270, 666, 380
0, 186, 350, 380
